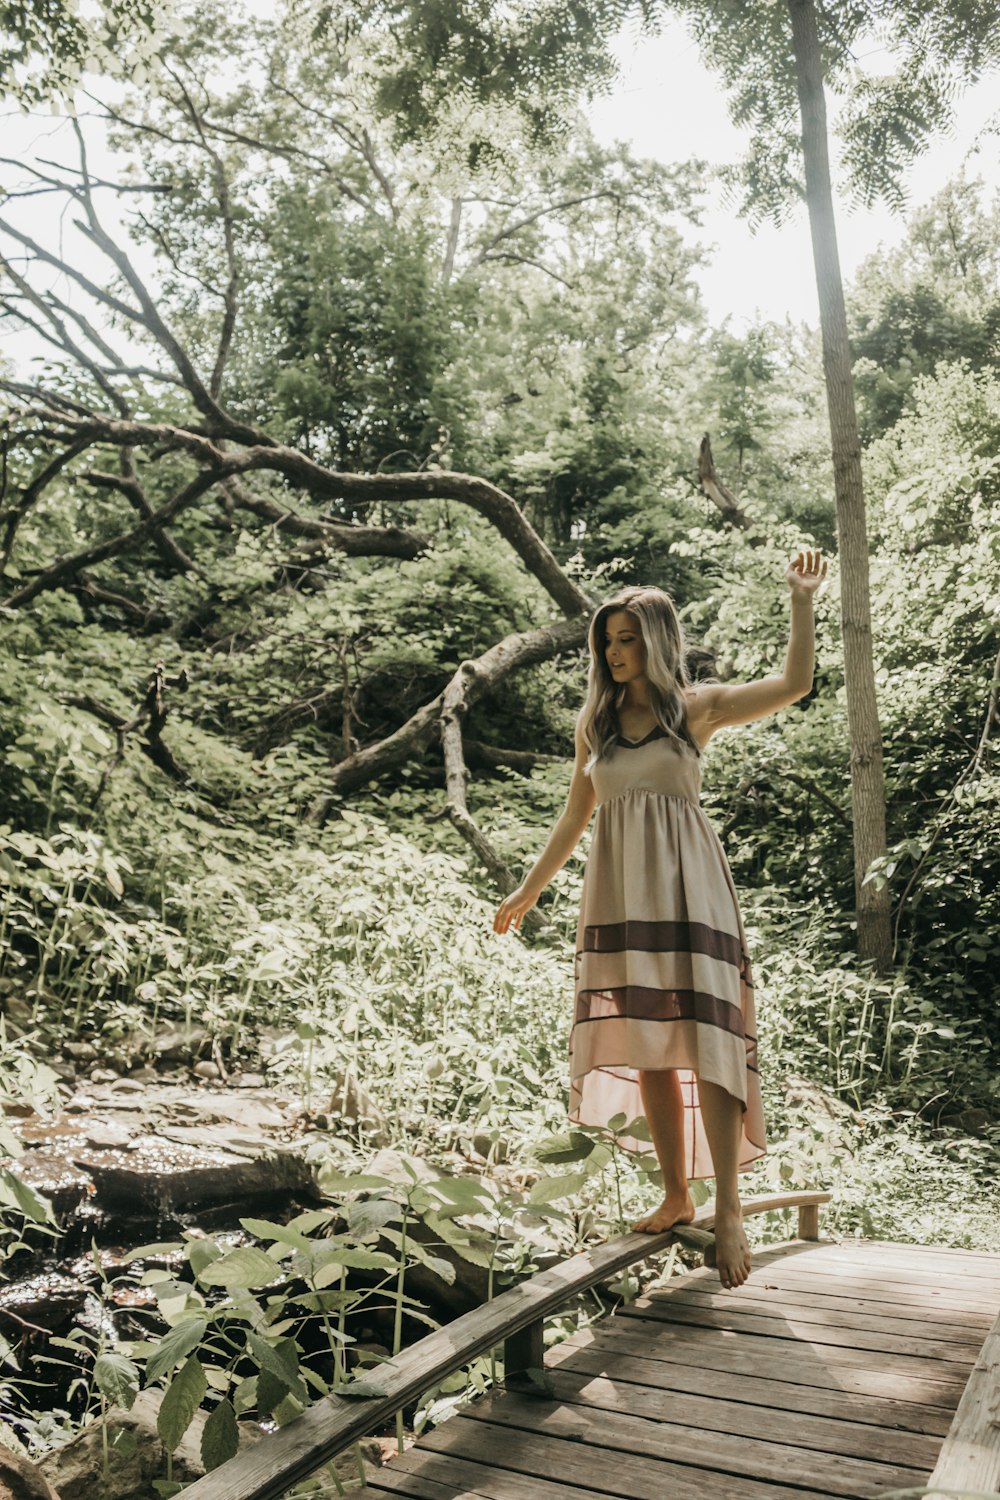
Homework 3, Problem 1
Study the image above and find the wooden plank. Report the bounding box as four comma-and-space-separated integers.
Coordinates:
372, 1422, 846, 1500
448, 1391, 930, 1498
746, 1248, 1000, 1296
652, 1283, 992, 1338
531, 1364, 943, 1468
363, 1446, 589, 1498
751, 1266, 1000, 1314
619, 1297, 983, 1363
595, 1316, 975, 1383
544, 1336, 954, 1434
759, 1243, 1000, 1283
559, 1322, 969, 1403
858, 1239, 1000, 1264
923, 1310, 1000, 1498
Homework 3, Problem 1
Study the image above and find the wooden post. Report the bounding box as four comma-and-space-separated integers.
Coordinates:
504, 1318, 545, 1387
798, 1203, 820, 1240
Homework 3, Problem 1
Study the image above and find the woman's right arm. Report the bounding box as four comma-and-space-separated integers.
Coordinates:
493, 721, 597, 934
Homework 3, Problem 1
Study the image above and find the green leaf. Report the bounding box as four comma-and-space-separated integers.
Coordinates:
198, 1246, 283, 1290
527, 1171, 589, 1205
186, 1239, 223, 1278
201, 1398, 239, 1471
337, 1379, 389, 1399
0, 1168, 54, 1223
144, 1315, 209, 1386
534, 1131, 596, 1164
312, 1170, 396, 1195
240, 1218, 314, 1251
94, 1353, 140, 1411
122, 1242, 184, 1265
157, 1356, 207, 1453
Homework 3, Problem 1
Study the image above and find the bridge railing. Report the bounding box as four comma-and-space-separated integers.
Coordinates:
176, 1189, 832, 1500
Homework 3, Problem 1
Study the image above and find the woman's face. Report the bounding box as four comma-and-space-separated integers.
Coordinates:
603, 609, 646, 685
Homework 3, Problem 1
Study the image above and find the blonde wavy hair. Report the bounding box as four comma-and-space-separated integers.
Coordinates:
579, 585, 701, 773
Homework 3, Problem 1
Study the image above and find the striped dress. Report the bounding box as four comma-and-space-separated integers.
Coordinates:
567, 724, 767, 1179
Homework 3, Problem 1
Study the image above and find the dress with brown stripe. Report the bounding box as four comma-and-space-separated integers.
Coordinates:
567, 724, 767, 1178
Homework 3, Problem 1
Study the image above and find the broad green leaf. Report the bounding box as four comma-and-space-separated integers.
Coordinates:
94, 1353, 140, 1410
122, 1242, 184, 1265
144, 1316, 209, 1386
198, 1246, 283, 1290
0, 1169, 54, 1223
527, 1171, 589, 1205
240, 1218, 314, 1251
186, 1239, 223, 1278
201, 1398, 238, 1471
313, 1169, 396, 1195
157, 1357, 207, 1453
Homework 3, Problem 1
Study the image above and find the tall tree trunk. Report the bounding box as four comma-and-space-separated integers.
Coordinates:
787, 0, 892, 973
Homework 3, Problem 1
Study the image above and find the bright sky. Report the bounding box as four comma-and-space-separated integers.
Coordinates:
586, 17, 999, 330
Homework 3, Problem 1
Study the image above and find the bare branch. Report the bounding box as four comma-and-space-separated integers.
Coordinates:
1, 466, 224, 609
222, 477, 429, 559
163, 65, 239, 398
469, 190, 624, 268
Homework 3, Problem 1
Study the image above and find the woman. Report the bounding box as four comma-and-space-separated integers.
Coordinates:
494, 550, 826, 1290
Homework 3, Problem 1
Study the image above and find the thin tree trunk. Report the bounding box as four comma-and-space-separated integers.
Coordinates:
787, 0, 892, 972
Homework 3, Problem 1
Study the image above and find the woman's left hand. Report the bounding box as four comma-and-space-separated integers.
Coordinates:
785, 548, 827, 599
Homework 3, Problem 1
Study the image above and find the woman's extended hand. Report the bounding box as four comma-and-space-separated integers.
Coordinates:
785, 548, 827, 599
493, 883, 540, 933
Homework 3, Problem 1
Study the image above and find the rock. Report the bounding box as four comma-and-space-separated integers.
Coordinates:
151, 1026, 208, 1063
325, 1071, 390, 1142
364, 1148, 435, 1185
471, 1131, 510, 1163
235, 1072, 266, 1089
75, 1136, 313, 1213
0, 993, 35, 1036
62, 1043, 97, 1064
36, 1388, 258, 1500
0, 1447, 61, 1500
0, 1271, 88, 1336
83, 1123, 134, 1151
109, 1079, 146, 1093
64, 1096, 95, 1115
192, 1061, 220, 1080
12, 1150, 94, 1222
88, 1070, 117, 1085
169, 1093, 289, 1132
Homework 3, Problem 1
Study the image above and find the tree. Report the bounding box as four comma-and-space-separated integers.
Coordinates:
658, 0, 1000, 972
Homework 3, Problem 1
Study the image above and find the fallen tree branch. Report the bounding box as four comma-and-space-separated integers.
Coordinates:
308, 614, 590, 824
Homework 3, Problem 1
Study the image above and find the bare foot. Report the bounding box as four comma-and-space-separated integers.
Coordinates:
631, 1187, 695, 1234
712, 1205, 752, 1290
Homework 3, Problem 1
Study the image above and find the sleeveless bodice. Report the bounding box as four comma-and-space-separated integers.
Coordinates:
590, 725, 701, 807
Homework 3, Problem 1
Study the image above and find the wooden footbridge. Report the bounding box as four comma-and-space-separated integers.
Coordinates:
179, 1192, 1000, 1500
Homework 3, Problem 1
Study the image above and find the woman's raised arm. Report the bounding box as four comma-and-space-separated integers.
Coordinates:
689, 549, 826, 739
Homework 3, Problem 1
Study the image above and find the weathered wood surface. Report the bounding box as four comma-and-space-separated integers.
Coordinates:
175, 1191, 830, 1500
923, 1307, 1000, 1500
360, 1237, 1000, 1500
